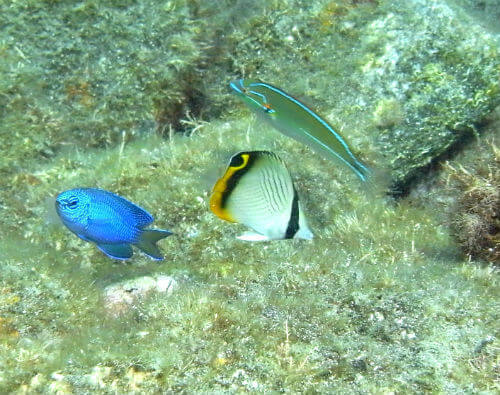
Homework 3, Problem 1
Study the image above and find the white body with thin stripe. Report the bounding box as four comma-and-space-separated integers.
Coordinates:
224, 152, 312, 241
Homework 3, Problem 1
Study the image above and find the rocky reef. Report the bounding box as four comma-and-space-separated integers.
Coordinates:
0, 0, 498, 393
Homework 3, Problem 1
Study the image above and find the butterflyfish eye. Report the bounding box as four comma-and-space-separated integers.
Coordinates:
229, 154, 244, 167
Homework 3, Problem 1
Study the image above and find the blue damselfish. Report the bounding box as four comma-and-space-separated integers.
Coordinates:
55, 188, 172, 260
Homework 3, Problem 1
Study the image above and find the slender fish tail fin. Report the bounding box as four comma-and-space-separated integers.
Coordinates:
352, 159, 371, 183
136, 229, 173, 260
356, 164, 394, 200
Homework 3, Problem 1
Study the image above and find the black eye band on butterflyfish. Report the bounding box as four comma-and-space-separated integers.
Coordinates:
229, 154, 245, 167
223, 153, 254, 203
209, 153, 254, 222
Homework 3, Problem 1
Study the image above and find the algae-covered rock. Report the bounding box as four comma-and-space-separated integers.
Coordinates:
360, 1, 500, 192
453, 0, 500, 33
409, 107, 500, 263
2, 0, 498, 192
0, 0, 201, 175
207, 0, 500, 192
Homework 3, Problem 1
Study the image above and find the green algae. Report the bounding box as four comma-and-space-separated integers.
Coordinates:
2, 0, 499, 190
0, 0, 499, 393
409, 108, 500, 263
1, 119, 498, 393
0, 0, 202, 177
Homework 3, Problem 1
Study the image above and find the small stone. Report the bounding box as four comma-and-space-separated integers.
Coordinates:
103, 275, 178, 317
373, 98, 404, 128
155, 275, 177, 294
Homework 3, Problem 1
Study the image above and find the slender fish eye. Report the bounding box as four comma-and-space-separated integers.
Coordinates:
263, 103, 275, 113
248, 88, 276, 114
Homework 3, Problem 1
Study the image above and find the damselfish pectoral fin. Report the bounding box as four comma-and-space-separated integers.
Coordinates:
136, 229, 173, 260
96, 243, 133, 260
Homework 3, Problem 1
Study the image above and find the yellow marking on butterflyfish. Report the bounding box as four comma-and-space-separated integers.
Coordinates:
209, 153, 250, 223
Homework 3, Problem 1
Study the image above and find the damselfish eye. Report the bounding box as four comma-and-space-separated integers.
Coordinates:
66, 197, 79, 209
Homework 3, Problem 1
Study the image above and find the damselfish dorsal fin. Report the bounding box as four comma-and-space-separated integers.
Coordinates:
86, 188, 154, 228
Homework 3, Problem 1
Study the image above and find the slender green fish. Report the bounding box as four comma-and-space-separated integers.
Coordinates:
230, 79, 370, 182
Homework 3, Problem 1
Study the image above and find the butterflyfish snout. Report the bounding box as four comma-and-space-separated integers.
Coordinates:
209, 151, 313, 241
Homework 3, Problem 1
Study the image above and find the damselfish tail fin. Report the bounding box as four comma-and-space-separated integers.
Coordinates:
136, 229, 173, 260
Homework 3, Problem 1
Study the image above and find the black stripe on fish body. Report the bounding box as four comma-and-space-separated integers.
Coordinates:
220, 152, 259, 209
285, 187, 300, 239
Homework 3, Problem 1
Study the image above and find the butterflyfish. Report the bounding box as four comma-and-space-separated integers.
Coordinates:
209, 151, 313, 241
56, 188, 173, 260
230, 79, 370, 182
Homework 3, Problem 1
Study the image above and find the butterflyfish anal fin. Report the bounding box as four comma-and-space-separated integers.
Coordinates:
236, 231, 270, 242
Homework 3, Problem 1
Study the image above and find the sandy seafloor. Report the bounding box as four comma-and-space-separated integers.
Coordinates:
0, 0, 498, 393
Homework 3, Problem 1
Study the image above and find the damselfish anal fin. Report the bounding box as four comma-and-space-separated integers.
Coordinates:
96, 243, 133, 260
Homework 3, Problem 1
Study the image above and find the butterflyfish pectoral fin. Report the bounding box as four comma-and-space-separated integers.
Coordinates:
96, 243, 133, 260
209, 151, 313, 241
